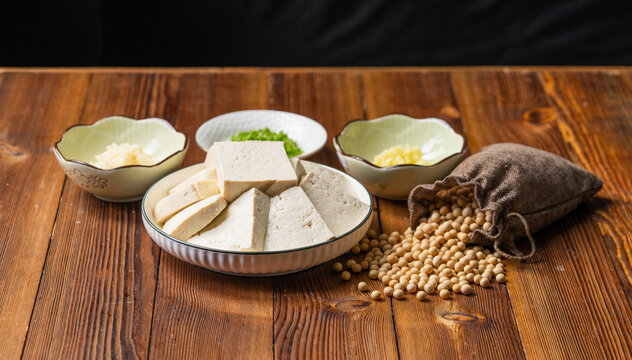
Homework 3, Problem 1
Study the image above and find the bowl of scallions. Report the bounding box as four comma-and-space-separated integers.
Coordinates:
195, 110, 327, 159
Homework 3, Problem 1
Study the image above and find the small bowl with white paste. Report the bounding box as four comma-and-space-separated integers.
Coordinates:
53, 116, 188, 202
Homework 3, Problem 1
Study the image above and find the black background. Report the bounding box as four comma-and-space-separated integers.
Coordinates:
1, 0, 631, 66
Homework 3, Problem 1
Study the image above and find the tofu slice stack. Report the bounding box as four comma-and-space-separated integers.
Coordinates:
168, 168, 217, 195
189, 188, 270, 251
296, 160, 370, 236
205, 141, 297, 202
154, 168, 218, 224
154, 141, 368, 252
264, 186, 334, 251
162, 194, 227, 240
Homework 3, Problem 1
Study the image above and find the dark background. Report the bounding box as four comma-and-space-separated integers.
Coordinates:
1, 0, 631, 66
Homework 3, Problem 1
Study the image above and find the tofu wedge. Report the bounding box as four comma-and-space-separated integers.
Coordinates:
205, 141, 297, 202
154, 169, 219, 224
162, 194, 227, 241
188, 188, 270, 251
298, 161, 370, 236
154, 184, 202, 224
168, 168, 217, 195
264, 186, 334, 251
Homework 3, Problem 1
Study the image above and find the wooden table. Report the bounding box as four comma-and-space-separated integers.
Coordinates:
1, 67, 631, 359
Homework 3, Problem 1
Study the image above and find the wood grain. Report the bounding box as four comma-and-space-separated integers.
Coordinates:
268, 72, 399, 360
0, 73, 90, 359
539, 70, 632, 358
22, 74, 178, 359
2, 68, 632, 359
362, 71, 525, 359
452, 70, 632, 359
148, 72, 274, 360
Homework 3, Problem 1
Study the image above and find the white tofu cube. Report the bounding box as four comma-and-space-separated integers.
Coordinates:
205, 141, 297, 202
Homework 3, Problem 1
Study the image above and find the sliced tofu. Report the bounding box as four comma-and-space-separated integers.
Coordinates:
162, 194, 227, 241
290, 158, 305, 179
168, 168, 217, 195
264, 186, 334, 251
291, 158, 321, 182
193, 178, 218, 198
205, 141, 297, 202
154, 168, 219, 224
188, 188, 270, 251
154, 183, 202, 224
299, 165, 370, 236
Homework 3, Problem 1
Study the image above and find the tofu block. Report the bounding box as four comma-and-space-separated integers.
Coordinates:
168, 168, 217, 195
154, 184, 202, 224
264, 186, 334, 251
299, 164, 370, 236
188, 188, 270, 251
205, 141, 297, 202
162, 195, 227, 241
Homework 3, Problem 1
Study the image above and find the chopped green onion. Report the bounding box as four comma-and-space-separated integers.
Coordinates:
231, 127, 303, 157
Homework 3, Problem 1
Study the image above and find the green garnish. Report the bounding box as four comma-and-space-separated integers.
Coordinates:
231, 128, 303, 157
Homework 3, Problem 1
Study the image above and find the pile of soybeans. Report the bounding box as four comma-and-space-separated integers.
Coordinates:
332, 185, 506, 301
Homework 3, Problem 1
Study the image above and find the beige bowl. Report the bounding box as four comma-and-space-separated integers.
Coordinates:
53, 116, 188, 202
334, 115, 467, 200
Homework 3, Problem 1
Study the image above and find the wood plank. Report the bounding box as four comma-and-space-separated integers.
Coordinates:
268, 72, 399, 359
22, 74, 178, 359
1, 66, 630, 75
0, 73, 89, 359
451, 70, 632, 359
148, 73, 274, 359
538, 70, 632, 358
362, 71, 525, 359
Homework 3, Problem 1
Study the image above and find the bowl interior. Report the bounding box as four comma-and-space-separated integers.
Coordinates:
143, 162, 373, 255
57, 117, 186, 164
195, 110, 327, 159
337, 115, 464, 166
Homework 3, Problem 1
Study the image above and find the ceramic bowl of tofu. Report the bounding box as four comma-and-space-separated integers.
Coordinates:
53, 116, 188, 202
195, 110, 327, 159
334, 115, 467, 200
141, 156, 373, 276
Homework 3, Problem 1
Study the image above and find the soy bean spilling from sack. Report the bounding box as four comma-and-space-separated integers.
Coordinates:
334, 185, 506, 300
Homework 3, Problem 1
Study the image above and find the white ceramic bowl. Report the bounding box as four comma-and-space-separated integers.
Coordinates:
195, 110, 327, 159
142, 163, 373, 276
53, 116, 188, 202
334, 115, 467, 200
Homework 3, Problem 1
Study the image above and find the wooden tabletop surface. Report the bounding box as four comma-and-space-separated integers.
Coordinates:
1, 67, 631, 359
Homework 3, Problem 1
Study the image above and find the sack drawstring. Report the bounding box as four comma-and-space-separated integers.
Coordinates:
493, 212, 536, 260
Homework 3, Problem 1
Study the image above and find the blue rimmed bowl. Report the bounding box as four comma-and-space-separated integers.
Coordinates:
141, 163, 373, 276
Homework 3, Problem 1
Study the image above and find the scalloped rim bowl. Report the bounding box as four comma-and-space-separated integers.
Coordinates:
195, 110, 327, 159
334, 115, 467, 200
53, 116, 188, 202
141, 163, 373, 276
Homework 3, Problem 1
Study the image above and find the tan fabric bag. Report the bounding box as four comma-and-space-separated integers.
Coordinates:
408, 143, 603, 260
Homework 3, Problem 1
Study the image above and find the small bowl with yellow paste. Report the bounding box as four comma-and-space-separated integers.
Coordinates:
334, 115, 466, 200
53, 116, 188, 202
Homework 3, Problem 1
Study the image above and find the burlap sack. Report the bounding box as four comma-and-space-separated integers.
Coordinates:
408, 143, 603, 260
